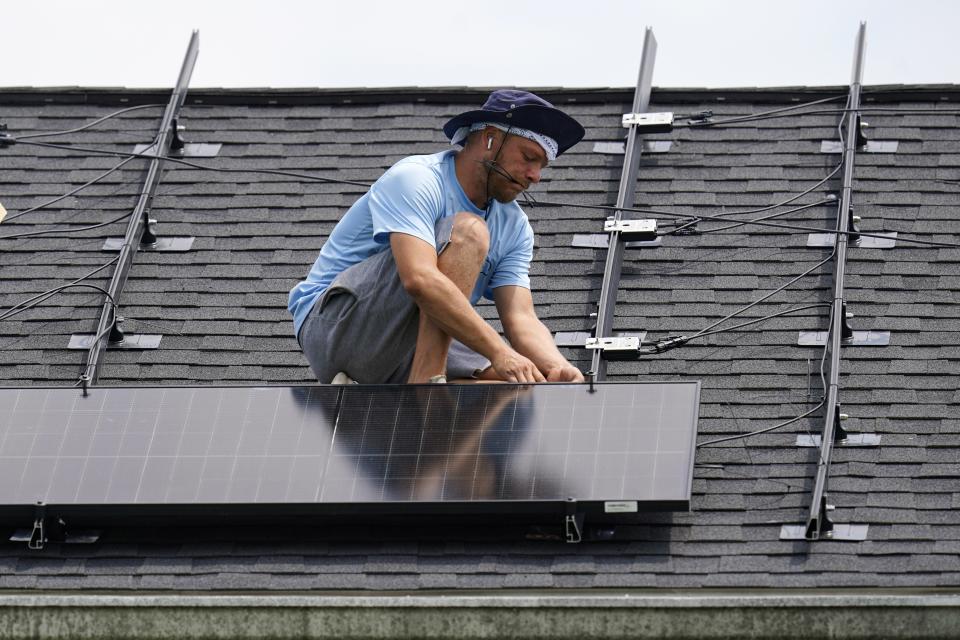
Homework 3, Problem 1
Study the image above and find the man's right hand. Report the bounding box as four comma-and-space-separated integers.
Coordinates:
491, 348, 546, 383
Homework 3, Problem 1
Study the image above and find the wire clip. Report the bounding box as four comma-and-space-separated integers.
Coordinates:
672, 217, 701, 235
638, 335, 690, 355
686, 110, 714, 124
0, 124, 15, 148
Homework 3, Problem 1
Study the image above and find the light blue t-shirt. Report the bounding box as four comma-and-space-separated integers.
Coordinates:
288, 150, 534, 337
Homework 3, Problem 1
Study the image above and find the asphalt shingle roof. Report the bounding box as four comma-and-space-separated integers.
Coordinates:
1, 85, 959, 591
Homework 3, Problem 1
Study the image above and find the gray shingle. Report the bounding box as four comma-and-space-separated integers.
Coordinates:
2, 85, 959, 594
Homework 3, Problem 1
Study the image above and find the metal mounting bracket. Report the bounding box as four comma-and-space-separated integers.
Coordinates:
0, 123, 13, 148
780, 523, 869, 541
592, 140, 672, 155
571, 234, 662, 249
604, 218, 658, 240
797, 330, 890, 346
854, 114, 869, 148
28, 503, 46, 550
585, 336, 641, 360
780, 495, 868, 541
554, 331, 646, 348
847, 207, 861, 245
806, 232, 897, 249
796, 405, 880, 447
133, 141, 222, 158
102, 237, 195, 252
820, 140, 898, 154
797, 433, 882, 447
564, 498, 584, 544
621, 111, 674, 132
10, 503, 101, 549
69, 333, 162, 350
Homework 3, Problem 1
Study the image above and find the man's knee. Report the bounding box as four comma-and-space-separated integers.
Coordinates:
448, 212, 490, 256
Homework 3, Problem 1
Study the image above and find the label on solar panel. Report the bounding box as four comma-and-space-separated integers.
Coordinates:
0, 382, 700, 516
604, 501, 638, 513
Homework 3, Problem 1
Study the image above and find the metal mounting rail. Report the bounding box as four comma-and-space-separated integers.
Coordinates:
82, 31, 199, 385
802, 22, 868, 541
590, 27, 657, 381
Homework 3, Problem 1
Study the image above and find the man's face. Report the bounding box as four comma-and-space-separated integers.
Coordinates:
488, 134, 548, 203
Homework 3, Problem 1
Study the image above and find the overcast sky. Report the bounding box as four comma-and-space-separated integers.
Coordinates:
3, 0, 958, 90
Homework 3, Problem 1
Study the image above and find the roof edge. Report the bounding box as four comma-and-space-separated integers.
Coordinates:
1, 84, 959, 107
2, 592, 960, 639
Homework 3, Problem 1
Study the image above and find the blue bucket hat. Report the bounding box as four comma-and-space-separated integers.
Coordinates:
443, 89, 585, 157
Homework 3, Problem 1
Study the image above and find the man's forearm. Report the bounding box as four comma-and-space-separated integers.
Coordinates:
410, 271, 505, 361
507, 319, 571, 374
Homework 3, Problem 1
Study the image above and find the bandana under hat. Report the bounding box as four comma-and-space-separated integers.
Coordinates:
450, 121, 558, 163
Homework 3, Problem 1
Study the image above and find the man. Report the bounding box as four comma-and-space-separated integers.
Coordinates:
288, 89, 586, 384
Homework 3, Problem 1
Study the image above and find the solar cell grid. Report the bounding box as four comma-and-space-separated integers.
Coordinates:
0, 382, 699, 514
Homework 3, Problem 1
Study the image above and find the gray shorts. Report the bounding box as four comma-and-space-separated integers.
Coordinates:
298, 217, 491, 384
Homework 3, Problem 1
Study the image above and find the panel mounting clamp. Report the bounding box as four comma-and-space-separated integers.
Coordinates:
585, 336, 642, 360
554, 331, 646, 348
604, 218, 658, 240
9, 502, 101, 549
564, 498, 584, 544
621, 112, 674, 132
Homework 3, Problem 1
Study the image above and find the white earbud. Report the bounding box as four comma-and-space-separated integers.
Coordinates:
487, 137, 493, 150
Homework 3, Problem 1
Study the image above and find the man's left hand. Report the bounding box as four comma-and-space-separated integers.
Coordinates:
545, 365, 585, 383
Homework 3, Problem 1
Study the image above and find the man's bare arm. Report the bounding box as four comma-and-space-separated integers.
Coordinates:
494, 286, 584, 382
390, 232, 545, 383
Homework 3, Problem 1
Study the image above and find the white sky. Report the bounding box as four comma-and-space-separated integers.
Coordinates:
3, 0, 958, 90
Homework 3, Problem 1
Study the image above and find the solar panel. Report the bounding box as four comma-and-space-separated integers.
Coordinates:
0, 382, 699, 528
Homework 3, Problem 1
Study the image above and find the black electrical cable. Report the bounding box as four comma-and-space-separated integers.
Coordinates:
696, 402, 826, 447
0, 210, 133, 240
687, 199, 835, 235
687, 303, 831, 340
11, 139, 373, 188
663, 162, 843, 234
2, 156, 140, 223
0, 257, 121, 391
0, 256, 120, 320
678, 108, 851, 128
13, 104, 165, 140
0, 281, 118, 322
695, 305, 832, 450
692, 247, 837, 341
527, 197, 960, 249
678, 106, 960, 129
674, 94, 847, 122
692, 97, 854, 448
15, 139, 960, 248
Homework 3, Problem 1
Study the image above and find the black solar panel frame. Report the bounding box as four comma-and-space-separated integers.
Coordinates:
0, 382, 700, 529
